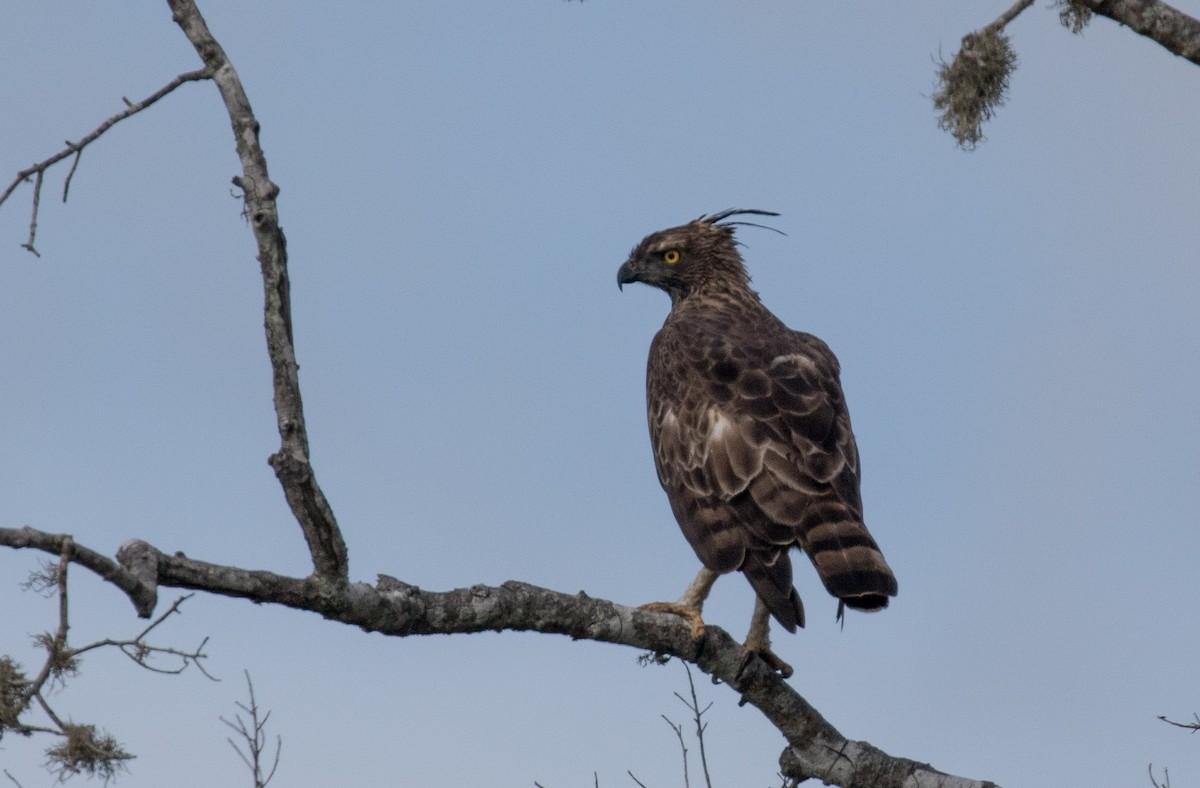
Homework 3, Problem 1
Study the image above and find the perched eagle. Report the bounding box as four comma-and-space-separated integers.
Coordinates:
617, 209, 897, 676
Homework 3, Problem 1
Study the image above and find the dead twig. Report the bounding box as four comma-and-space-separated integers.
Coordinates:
661, 715, 690, 788
71, 594, 215, 679
1, 68, 211, 254
1157, 713, 1200, 732
221, 671, 281, 788
675, 662, 714, 788
2, 553, 209, 781
20, 170, 42, 256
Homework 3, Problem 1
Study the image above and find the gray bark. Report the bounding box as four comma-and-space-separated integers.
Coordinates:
0, 527, 996, 788
1084, 0, 1200, 65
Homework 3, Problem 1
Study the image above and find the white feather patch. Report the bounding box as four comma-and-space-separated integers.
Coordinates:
769, 353, 813, 370
708, 412, 732, 441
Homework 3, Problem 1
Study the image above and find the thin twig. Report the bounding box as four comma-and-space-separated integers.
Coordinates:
61, 146, 82, 202
20, 170, 42, 257
221, 671, 281, 788
33, 693, 67, 731
626, 770, 648, 788
1157, 713, 1200, 732
678, 662, 714, 788
2, 68, 211, 254
1, 68, 210, 208
22, 540, 74, 701
56, 539, 70, 643
9, 550, 210, 774
986, 0, 1036, 31
662, 714, 690, 788
69, 595, 214, 678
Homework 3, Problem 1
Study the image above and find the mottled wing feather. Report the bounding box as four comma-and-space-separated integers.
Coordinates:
648, 322, 896, 631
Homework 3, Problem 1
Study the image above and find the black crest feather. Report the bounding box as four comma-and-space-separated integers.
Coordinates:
698, 208, 786, 236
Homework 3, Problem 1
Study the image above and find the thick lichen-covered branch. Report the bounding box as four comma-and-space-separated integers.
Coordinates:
0, 526, 996, 788
1081, 0, 1200, 63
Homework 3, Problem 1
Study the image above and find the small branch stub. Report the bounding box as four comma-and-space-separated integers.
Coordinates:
116, 540, 160, 616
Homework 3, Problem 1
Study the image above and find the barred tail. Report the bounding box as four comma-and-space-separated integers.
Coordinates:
802, 501, 897, 611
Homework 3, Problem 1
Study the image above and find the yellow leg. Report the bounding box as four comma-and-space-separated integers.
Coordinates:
740, 597, 794, 678
639, 566, 719, 640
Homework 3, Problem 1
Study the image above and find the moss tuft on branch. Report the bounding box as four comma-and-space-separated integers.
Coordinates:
933, 28, 1018, 149
1057, 0, 1095, 33
44, 723, 134, 783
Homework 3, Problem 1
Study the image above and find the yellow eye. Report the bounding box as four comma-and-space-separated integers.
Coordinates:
663, 250, 680, 264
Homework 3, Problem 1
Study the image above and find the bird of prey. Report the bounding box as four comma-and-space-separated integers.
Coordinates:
617, 209, 897, 677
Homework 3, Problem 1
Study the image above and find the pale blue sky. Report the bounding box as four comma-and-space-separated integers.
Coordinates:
3, 2, 1200, 786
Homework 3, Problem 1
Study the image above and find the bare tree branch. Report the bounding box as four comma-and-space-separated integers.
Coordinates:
0, 68, 211, 254
1157, 713, 1200, 732
991, 0, 1037, 30
165, 0, 349, 583
675, 662, 713, 788
0, 526, 995, 788
73, 595, 216, 679
0, 545, 212, 780
221, 672, 281, 788
0, 527, 157, 616
22, 541, 77, 699
1080, 0, 1200, 65
661, 713, 691, 788
20, 169, 42, 257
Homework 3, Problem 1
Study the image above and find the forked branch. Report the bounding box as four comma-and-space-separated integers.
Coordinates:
166, 0, 349, 583
0, 526, 996, 788
0, 542, 209, 782
222, 672, 281, 788
0, 68, 211, 256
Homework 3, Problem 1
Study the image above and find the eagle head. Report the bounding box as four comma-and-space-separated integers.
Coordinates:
617, 209, 780, 304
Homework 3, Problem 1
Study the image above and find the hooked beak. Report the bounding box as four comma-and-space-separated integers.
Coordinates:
617, 259, 638, 291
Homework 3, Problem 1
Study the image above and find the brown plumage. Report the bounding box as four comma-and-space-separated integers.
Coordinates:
618, 209, 896, 673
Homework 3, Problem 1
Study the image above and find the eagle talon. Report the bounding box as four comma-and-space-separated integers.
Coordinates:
738, 645, 794, 680
638, 601, 707, 641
